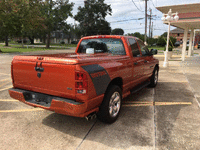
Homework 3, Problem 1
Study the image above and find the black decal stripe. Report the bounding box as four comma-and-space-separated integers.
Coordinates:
82, 64, 111, 96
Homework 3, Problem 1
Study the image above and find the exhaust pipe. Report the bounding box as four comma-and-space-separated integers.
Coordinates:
85, 113, 97, 121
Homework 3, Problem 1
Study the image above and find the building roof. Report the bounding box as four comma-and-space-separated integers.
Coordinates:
156, 3, 200, 30
156, 3, 200, 14
170, 28, 191, 34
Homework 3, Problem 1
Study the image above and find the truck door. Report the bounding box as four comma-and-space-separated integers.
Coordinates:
137, 40, 153, 81
128, 38, 144, 87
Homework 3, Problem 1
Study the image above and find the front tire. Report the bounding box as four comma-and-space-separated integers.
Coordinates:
149, 67, 158, 87
97, 85, 122, 124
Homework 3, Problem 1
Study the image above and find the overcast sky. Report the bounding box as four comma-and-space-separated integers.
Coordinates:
67, 0, 200, 36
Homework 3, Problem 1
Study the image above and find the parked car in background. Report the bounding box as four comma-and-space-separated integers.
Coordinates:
71, 40, 79, 44
17, 39, 28, 43
187, 40, 190, 47
59, 41, 65, 44
151, 43, 157, 46
174, 41, 180, 47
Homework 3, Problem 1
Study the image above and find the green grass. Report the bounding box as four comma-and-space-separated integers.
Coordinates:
32, 43, 77, 47
0, 43, 72, 53
7, 42, 77, 47
148, 46, 165, 51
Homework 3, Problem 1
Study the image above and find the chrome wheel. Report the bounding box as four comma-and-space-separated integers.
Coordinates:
109, 92, 121, 117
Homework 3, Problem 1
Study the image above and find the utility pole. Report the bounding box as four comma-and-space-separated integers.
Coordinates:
144, 0, 147, 45
151, 22, 153, 38
149, 8, 152, 39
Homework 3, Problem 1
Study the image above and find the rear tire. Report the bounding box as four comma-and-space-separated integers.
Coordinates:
97, 85, 122, 124
149, 67, 158, 87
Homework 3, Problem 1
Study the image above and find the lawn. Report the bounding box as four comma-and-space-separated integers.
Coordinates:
148, 46, 165, 51
0, 44, 73, 53
8, 41, 77, 47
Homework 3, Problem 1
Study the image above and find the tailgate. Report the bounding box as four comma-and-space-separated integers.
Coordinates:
12, 56, 76, 100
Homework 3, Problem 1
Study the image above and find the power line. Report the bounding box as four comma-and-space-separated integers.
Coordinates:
110, 18, 144, 23
124, 28, 144, 30
150, 0, 156, 9
131, 0, 144, 12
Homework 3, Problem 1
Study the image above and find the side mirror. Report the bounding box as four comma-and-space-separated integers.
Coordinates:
150, 49, 157, 55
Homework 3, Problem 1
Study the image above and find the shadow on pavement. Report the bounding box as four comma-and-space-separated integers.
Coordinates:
42, 87, 155, 149
42, 81, 195, 149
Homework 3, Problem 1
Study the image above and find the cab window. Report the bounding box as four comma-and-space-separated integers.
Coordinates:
78, 38, 126, 55
138, 40, 150, 56
128, 38, 140, 57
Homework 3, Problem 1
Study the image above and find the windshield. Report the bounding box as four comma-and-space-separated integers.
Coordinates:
77, 38, 126, 55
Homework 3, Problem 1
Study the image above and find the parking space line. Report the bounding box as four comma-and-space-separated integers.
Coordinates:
0, 73, 10, 76
123, 101, 153, 104
155, 102, 192, 105
159, 81, 188, 83
0, 78, 11, 82
0, 99, 18, 102
0, 86, 13, 92
123, 101, 192, 107
0, 80, 11, 88
123, 103, 153, 107
0, 108, 44, 113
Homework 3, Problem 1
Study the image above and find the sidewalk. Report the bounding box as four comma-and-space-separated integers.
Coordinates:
155, 56, 200, 149
155, 48, 200, 61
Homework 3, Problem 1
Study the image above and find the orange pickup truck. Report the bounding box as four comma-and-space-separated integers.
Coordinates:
9, 35, 159, 123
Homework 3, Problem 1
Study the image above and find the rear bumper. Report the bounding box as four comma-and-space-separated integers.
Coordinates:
9, 88, 99, 117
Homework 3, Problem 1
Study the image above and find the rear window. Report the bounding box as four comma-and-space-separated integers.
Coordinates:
77, 38, 126, 55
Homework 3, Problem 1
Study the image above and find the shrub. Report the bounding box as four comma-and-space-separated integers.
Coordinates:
157, 36, 166, 47
60, 41, 65, 44
164, 46, 173, 51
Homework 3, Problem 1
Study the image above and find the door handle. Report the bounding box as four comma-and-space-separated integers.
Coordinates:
134, 62, 138, 65
35, 62, 44, 72
35, 67, 44, 72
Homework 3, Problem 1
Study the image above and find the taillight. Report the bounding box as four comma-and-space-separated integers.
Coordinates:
75, 72, 87, 80
11, 61, 14, 84
75, 72, 88, 94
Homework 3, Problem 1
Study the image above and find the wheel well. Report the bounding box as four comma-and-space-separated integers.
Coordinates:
106, 77, 123, 92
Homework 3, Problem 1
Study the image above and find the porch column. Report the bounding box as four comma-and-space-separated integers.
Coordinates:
188, 29, 194, 57
182, 28, 188, 61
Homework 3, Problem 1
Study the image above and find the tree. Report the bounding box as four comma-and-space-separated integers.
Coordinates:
157, 36, 166, 47
0, 0, 45, 46
111, 28, 124, 35
0, 0, 20, 46
40, 0, 74, 48
169, 36, 176, 47
148, 38, 158, 46
74, 24, 83, 40
161, 32, 167, 37
74, 0, 112, 36
17, 0, 45, 46
133, 32, 141, 38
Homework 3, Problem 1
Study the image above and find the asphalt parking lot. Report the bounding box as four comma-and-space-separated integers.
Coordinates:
0, 50, 200, 150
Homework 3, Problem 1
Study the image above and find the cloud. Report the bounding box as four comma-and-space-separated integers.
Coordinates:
68, 0, 200, 36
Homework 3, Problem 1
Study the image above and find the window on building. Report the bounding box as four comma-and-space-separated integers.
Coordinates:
177, 33, 180, 37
